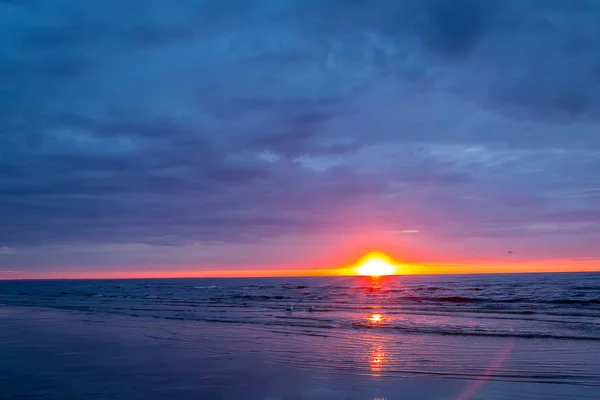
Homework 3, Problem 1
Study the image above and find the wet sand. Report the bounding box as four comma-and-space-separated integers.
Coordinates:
1, 306, 598, 399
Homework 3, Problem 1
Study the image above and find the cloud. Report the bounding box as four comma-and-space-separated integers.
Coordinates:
1, 0, 599, 267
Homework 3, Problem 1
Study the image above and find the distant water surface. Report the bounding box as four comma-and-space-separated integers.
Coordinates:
1, 273, 599, 341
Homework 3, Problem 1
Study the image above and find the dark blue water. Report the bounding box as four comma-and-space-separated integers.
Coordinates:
1, 273, 599, 341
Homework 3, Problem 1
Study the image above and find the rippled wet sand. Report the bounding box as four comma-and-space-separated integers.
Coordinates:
1, 306, 599, 399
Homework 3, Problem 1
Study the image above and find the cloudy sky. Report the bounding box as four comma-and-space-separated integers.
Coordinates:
1, 0, 599, 277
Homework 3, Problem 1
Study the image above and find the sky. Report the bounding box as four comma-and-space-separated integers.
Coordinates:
1, 0, 600, 278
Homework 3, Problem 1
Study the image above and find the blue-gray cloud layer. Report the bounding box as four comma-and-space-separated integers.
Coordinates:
1, 0, 599, 257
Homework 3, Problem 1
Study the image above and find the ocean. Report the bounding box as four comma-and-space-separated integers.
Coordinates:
2, 273, 599, 341
1, 273, 599, 399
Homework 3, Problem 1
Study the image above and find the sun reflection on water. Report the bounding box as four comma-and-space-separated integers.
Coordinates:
370, 345, 386, 374
368, 313, 384, 324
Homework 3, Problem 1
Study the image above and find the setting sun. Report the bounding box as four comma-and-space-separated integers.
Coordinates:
355, 252, 399, 277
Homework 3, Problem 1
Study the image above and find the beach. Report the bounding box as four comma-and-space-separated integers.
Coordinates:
1, 306, 598, 400
3, 1, 600, 398
1, 274, 599, 399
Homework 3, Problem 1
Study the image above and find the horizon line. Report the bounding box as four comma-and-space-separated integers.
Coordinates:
2, 269, 599, 281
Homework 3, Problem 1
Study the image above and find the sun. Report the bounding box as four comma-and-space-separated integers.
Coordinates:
355, 252, 398, 277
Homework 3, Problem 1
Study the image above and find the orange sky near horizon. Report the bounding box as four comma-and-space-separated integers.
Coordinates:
2, 256, 599, 280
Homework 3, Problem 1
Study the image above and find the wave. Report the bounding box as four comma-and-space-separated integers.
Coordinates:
230, 294, 276, 301
571, 286, 600, 291
242, 285, 276, 290
394, 295, 600, 305
3, 299, 600, 342
549, 299, 600, 305
394, 295, 488, 303
350, 322, 600, 341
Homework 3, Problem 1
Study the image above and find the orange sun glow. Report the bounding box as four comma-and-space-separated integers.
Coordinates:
355, 252, 399, 277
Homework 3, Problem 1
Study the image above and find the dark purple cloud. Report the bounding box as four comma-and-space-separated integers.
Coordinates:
1, 0, 599, 269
